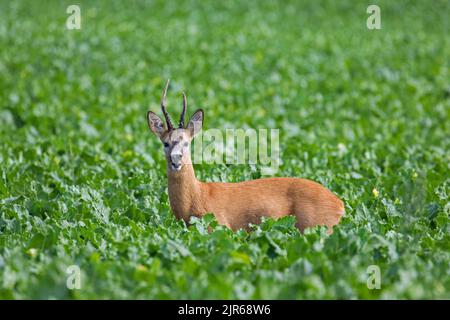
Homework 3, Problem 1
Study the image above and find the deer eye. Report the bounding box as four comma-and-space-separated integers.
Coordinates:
163, 142, 169, 148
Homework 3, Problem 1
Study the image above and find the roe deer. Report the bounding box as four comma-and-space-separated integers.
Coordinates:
147, 80, 345, 233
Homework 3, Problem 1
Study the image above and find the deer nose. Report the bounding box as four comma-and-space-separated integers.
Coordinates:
171, 153, 182, 164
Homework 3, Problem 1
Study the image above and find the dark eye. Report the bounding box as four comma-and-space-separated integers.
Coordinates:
163, 142, 169, 148
184, 142, 188, 147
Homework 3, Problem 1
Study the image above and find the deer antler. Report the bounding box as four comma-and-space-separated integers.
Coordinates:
161, 79, 174, 130
179, 92, 187, 128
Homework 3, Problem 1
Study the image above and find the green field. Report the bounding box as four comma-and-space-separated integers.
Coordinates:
0, 0, 449, 299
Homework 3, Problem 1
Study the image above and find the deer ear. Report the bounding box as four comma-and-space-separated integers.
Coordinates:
147, 111, 166, 138
187, 109, 203, 137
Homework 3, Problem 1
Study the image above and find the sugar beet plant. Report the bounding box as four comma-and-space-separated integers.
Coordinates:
0, 0, 449, 299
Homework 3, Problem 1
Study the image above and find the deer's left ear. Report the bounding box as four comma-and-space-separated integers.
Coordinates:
187, 109, 203, 137
147, 111, 166, 138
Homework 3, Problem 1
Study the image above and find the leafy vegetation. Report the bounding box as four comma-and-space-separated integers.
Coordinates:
0, 0, 449, 299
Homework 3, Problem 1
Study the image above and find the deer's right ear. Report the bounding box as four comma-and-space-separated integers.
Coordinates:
147, 111, 166, 138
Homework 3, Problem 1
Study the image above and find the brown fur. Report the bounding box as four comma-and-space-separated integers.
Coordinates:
167, 153, 344, 233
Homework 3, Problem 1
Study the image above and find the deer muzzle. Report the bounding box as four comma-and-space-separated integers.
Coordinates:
170, 152, 183, 171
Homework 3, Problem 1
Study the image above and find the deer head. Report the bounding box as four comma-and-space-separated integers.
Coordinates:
147, 80, 203, 172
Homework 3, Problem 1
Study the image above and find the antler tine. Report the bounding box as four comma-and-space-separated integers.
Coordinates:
161, 79, 174, 130
179, 92, 187, 128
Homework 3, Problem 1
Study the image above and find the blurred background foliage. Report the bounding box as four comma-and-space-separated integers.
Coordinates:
0, 0, 449, 298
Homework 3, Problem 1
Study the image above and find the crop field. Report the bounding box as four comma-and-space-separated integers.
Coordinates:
0, 0, 449, 299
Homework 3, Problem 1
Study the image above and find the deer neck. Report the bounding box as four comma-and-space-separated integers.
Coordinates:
166, 157, 203, 222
